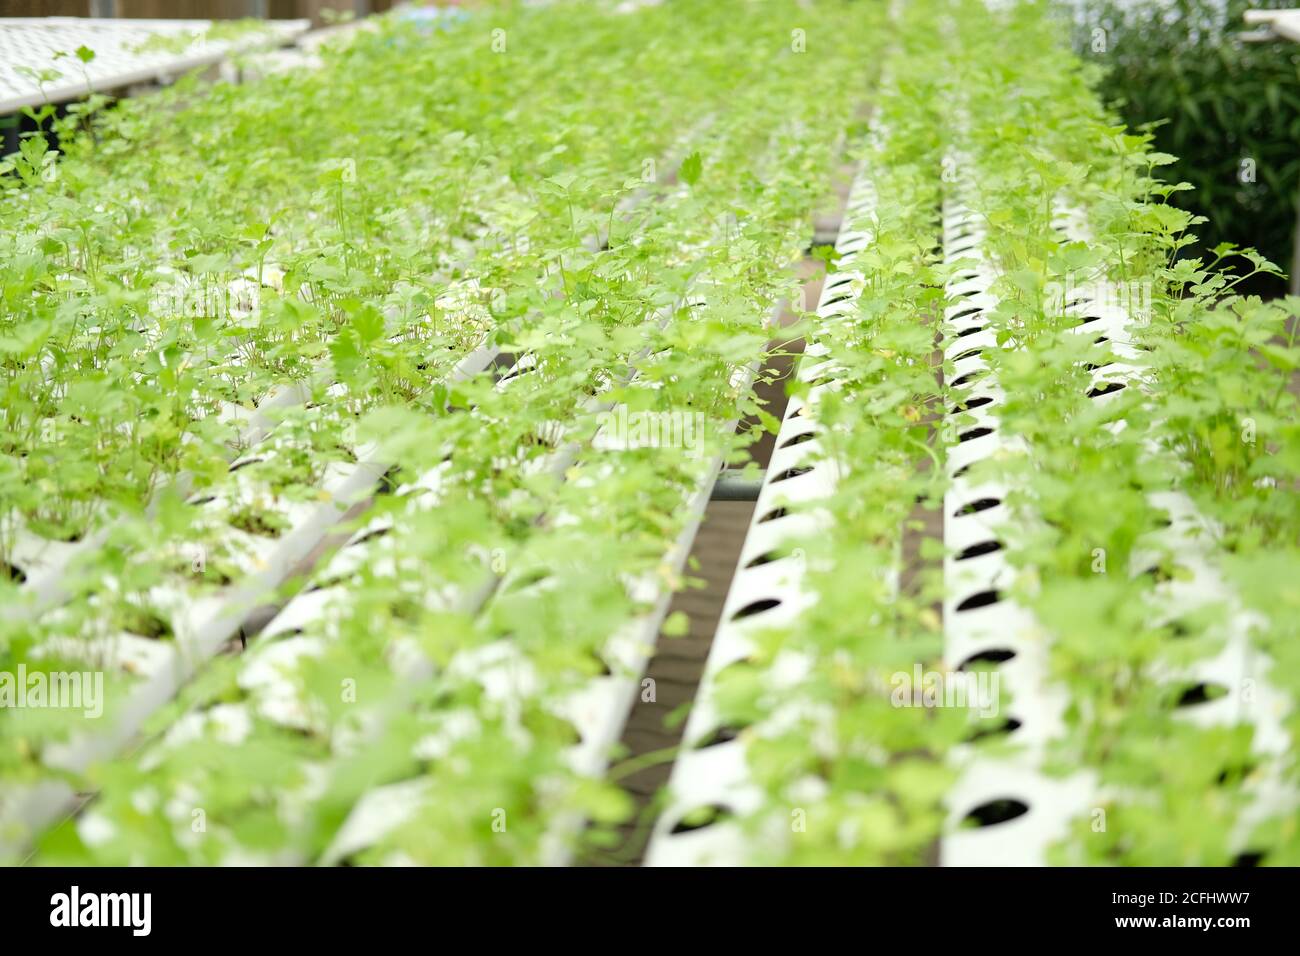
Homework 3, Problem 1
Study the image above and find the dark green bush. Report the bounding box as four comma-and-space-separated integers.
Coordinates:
1071, 0, 1300, 296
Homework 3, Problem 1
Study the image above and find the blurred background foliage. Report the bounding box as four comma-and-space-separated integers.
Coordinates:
1068, 0, 1300, 297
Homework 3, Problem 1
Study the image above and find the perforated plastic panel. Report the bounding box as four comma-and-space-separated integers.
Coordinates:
1050, 200, 1297, 852
0, 17, 308, 114
939, 175, 1094, 866
939, 171, 1296, 865
644, 166, 881, 866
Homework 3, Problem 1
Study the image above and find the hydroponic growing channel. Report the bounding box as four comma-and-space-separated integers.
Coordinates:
1, 0, 1298, 877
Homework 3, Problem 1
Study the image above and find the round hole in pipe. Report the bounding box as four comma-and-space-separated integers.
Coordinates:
1087, 381, 1126, 398
1171, 681, 1228, 708
962, 798, 1029, 828
967, 716, 1022, 743
951, 395, 993, 414
772, 466, 813, 483
957, 647, 1016, 670
350, 526, 391, 548
732, 598, 782, 621
229, 457, 265, 473
951, 369, 987, 388
778, 431, 816, 449
956, 589, 1002, 612
694, 723, 746, 749
670, 804, 734, 834
955, 539, 1002, 561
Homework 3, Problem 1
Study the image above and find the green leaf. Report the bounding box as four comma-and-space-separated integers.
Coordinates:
661, 611, 690, 637
679, 150, 702, 186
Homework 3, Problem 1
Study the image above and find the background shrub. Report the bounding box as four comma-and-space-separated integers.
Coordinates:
1070, 0, 1300, 297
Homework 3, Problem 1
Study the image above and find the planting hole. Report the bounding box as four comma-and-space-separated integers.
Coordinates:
951, 395, 993, 414
956, 540, 1002, 561
587, 649, 613, 677
499, 362, 535, 384
670, 804, 733, 834
695, 723, 745, 749
772, 466, 813, 483
779, 431, 816, 449
962, 798, 1029, 828
732, 598, 781, 621
956, 589, 1001, 611
958, 648, 1016, 670
230, 508, 288, 538
307, 574, 349, 594
1087, 381, 1126, 398
117, 607, 172, 640
1215, 760, 1257, 786
377, 465, 402, 496
967, 717, 1021, 742
350, 526, 391, 548
229, 456, 264, 473
1142, 563, 1175, 583
490, 351, 520, 372
951, 369, 987, 388
1172, 682, 1228, 708
958, 426, 994, 443
954, 497, 1000, 516
745, 544, 805, 569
